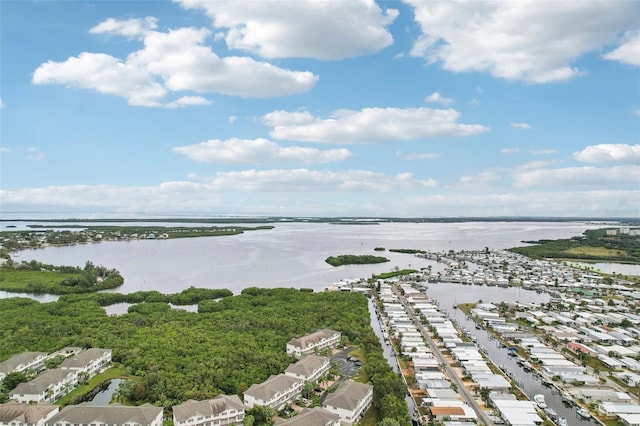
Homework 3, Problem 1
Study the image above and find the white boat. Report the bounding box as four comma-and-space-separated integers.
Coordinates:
561, 392, 574, 405
534, 394, 547, 409
576, 408, 591, 419
558, 417, 567, 426
544, 407, 557, 420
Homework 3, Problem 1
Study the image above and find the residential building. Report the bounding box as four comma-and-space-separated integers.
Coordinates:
45, 403, 162, 426
172, 395, 244, 426
275, 407, 340, 425
9, 369, 78, 404
58, 348, 111, 379
286, 330, 341, 359
322, 381, 373, 425
284, 355, 330, 383
0, 401, 59, 426
244, 374, 303, 411
0, 352, 48, 382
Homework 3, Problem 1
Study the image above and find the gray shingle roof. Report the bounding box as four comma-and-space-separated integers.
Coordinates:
11, 369, 75, 395
0, 352, 47, 374
244, 374, 302, 401
275, 407, 340, 425
46, 403, 162, 426
287, 329, 339, 350
285, 355, 329, 378
323, 381, 372, 411
59, 348, 110, 369
0, 401, 58, 423
172, 395, 244, 422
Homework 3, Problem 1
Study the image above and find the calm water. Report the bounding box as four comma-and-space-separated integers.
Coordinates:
11, 221, 604, 294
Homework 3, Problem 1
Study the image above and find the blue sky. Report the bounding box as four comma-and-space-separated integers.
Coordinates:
1, 0, 639, 218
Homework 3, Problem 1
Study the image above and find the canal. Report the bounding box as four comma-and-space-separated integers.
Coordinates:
425, 283, 601, 426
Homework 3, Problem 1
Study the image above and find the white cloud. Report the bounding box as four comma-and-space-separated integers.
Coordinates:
459, 171, 500, 185
165, 96, 211, 109
511, 122, 533, 129
404, 0, 638, 83
89, 17, 158, 39
501, 148, 520, 155
0, 147, 10, 154
513, 165, 640, 188
176, 0, 398, 59
26, 147, 45, 161
603, 29, 640, 66
425, 92, 454, 106
263, 107, 489, 143
0, 98, 5, 108
529, 149, 557, 155
632, 108, 640, 117
573, 143, 640, 164
397, 151, 441, 160
173, 138, 351, 164
33, 25, 318, 106
228, 116, 238, 124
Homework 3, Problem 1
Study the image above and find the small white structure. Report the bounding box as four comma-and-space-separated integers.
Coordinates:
172, 395, 245, 426
58, 348, 111, 378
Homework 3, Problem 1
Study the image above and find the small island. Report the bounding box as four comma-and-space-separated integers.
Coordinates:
325, 254, 389, 267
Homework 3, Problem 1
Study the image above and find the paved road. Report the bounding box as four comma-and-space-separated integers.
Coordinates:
396, 290, 495, 426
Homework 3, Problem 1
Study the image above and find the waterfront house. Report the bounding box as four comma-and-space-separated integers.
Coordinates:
58, 348, 111, 379
172, 395, 244, 426
322, 381, 373, 425
0, 352, 48, 382
243, 374, 304, 410
284, 355, 330, 383
286, 330, 341, 359
0, 401, 59, 426
274, 407, 340, 425
9, 369, 78, 404
45, 403, 162, 426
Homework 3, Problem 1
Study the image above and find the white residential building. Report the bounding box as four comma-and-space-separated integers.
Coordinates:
0, 352, 48, 382
58, 348, 111, 378
286, 329, 341, 359
322, 381, 373, 425
244, 374, 303, 411
9, 369, 78, 404
172, 395, 245, 426
45, 403, 162, 426
0, 401, 59, 426
284, 355, 330, 383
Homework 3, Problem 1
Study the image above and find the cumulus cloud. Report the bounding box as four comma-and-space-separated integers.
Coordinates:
513, 165, 640, 188
511, 122, 533, 129
263, 107, 489, 143
0, 98, 5, 108
459, 171, 500, 185
33, 23, 318, 106
603, 30, 640, 66
424, 92, 454, 106
173, 138, 351, 164
573, 143, 640, 164
89, 17, 158, 39
176, 0, 398, 59
404, 0, 638, 83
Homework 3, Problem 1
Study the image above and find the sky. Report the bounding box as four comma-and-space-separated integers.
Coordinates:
0, 0, 639, 219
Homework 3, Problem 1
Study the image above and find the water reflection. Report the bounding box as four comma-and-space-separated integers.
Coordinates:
87, 379, 122, 405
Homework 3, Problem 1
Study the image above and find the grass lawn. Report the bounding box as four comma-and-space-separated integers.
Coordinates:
358, 405, 381, 426
563, 246, 627, 258
0, 269, 73, 291
57, 365, 135, 406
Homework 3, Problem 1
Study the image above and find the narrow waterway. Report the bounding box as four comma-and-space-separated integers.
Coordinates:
87, 379, 122, 405
425, 283, 601, 426
368, 298, 419, 422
